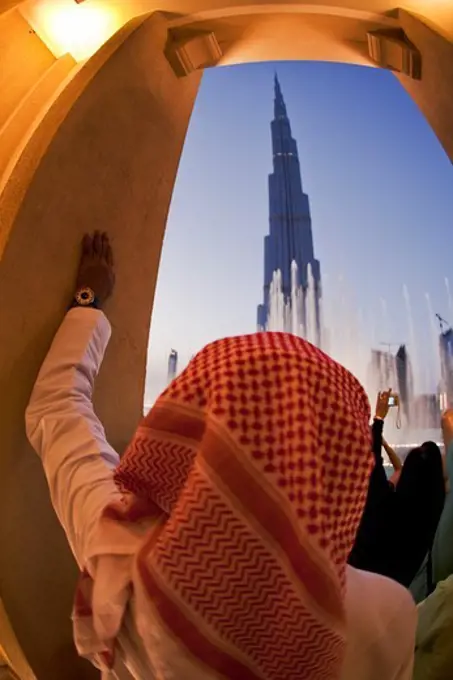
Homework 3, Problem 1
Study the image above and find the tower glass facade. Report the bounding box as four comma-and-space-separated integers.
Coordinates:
167, 349, 178, 384
439, 328, 453, 407
257, 75, 322, 346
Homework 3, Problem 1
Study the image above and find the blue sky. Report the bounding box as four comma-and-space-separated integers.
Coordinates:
145, 60, 453, 406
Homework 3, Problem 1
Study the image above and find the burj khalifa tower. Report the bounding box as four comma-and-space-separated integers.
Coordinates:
257, 75, 322, 347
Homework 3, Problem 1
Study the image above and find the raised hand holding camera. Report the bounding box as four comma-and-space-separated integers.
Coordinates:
375, 389, 392, 420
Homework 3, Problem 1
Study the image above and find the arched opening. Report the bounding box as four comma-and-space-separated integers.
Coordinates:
0, 4, 453, 677
146, 58, 453, 445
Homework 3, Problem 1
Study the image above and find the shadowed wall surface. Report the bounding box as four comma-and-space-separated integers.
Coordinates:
0, 12, 200, 678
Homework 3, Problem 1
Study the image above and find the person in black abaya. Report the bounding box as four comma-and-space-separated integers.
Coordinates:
388, 441, 446, 589
348, 390, 396, 573
349, 391, 445, 590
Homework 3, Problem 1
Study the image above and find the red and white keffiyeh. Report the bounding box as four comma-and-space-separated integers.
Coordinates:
74, 332, 372, 679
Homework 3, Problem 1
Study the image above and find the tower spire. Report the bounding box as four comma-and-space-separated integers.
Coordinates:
274, 72, 287, 119
258, 75, 322, 347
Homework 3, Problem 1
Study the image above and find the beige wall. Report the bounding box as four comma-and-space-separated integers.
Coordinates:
0, 600, 35, 680
16, 1, 453, 59
0, 0, 20, 15
0, 12, 200, 679
0, 54, 77, 220
395, 9, 453, 164
0, 8, 77, 258
0, 10, 55, 129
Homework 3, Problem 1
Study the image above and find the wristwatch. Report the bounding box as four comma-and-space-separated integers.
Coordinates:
70, 286, 100, 309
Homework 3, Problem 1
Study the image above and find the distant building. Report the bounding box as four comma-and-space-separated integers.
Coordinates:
412, 394, 440, 430
439, 328, 453, 407
395, 344, 413, 423
167, 349, 178, 384
368, 349, 397, 394
368, 345, 413, 425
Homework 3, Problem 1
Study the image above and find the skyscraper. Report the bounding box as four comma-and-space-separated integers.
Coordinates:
395, 344, 413, 423
257, 75, 322, 346
167, 349, 178, 384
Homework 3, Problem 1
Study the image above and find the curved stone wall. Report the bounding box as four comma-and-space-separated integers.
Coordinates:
0, 12, 200, 678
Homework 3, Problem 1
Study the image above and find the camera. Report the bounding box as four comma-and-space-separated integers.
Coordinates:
388, 394, 399, 407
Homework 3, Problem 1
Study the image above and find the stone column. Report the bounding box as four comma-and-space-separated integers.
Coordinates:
0, 12, 200, 679
395, 9, 453, 164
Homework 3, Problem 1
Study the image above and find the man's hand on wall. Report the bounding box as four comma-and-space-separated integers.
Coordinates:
75, 231, 115, 306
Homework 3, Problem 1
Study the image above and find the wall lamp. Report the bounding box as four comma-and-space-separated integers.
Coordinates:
22, 0, 121, 61
367, 28, 422, 80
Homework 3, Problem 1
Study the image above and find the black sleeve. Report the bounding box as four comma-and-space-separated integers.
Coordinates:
349, 419, 392, 570
371, 418, 384, 466
368, 418, 391, 499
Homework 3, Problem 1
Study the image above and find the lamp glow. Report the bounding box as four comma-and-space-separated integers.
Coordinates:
21, 0, 121, 62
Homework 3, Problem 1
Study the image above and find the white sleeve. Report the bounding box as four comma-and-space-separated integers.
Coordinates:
388, 589, 417, 680
25, 307, 124, 567
342, 567, 417, 680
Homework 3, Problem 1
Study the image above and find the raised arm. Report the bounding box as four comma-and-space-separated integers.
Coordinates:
25, 233, 121, 567
382, 437, 402, 472
370, 390, 393, 482
442, 410, 453, 492
348, 391, 394, 569
371, 417, 384, 465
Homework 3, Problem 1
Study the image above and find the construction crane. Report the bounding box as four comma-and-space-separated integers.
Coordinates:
436, 313, 451, 334
379, 342, 402, 354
